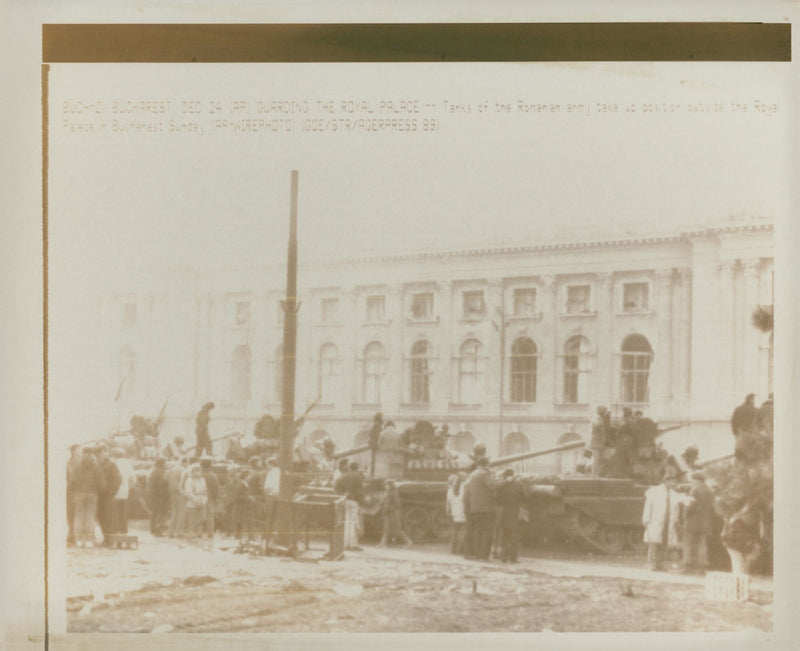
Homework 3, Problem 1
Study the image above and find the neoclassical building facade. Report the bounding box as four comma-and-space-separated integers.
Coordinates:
98, 220, 774, 464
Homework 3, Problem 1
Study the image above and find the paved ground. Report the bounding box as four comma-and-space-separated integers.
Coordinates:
63, 522, 773, 633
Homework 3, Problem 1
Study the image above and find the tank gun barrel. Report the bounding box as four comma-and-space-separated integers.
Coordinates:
332, 444, 371, 460
487, 439, 586, 468
698, 453, 735, 468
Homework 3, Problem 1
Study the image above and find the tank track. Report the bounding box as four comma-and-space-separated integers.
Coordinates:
561, 510, 643, 555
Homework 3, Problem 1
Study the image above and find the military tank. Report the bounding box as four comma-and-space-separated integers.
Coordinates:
332, 419, 684, 552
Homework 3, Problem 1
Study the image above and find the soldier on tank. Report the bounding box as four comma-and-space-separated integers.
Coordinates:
195, 402, 215, 456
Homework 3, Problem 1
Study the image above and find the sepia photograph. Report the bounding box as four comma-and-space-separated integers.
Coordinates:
2, 13, 793, 648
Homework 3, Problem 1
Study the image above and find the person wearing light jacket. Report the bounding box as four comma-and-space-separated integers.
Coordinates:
642, 474, 676, 571
181, 464, 208, 539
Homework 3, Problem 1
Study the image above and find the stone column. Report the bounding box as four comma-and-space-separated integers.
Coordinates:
716, 261, 736, 406
673, 269, 692, 414
742, 259, 762, 399
539, 275, 558, 405
654, 268, 674, 414
435, 280, 454, 409
594, 272, 614, 409
386, 284, 404, 411
689, 239, 719, 419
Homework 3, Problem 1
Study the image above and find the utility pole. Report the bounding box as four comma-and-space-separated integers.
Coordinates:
279, 170, 299, 500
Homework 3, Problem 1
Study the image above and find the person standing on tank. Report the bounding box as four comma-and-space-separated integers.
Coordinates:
195, 401, 215, 457
590, 406, 608, 476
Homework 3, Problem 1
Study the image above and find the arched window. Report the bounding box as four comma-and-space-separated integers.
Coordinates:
362, 341, 387, 404
502, 431, 530, 456
510, 337, 537, 403
409, 340, 430, 403
117, 345, 137, 404
563, 336, 592, 404
620, 334, 653, 404
230, 345, 252, 406
272, 344, 283, 403
458, 339, 484, 404
452, 431, 476, 454
318, 343, 341, 403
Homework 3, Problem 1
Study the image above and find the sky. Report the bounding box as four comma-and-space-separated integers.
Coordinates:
48, 62, 789, 297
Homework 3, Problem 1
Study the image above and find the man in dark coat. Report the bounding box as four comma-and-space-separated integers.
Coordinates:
96, 446, 122, 544
368, 412, 384, 477
201, 458, 220, 538
495, 469, 525, 563
682, 472, 714, 573
731, 394, 758, 436
146, 457, 170, 535
463, 457, 495, 561
758, 393, 774, 435
590, 406, 607, 477
195, 402, 215, 456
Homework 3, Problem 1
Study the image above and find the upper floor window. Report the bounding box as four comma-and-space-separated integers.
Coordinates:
122, 302, 137, 327
513, 288, 537, 317
366, 295, 386, 322
620, 334, 653, 404
321, 298, 340, 323
318, 343, 341, 403
622, 283, 649, 312
565, 285, 592, 314
409, 340, 431, 403
510, 337, 537, 403
563, 335, 592, 403
462, 290, 486, 318
410, 293, 433, 320
457, 339, 484, 403
235, 301, 251, 326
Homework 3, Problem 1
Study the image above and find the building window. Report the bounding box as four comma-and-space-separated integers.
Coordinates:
366, 295, 385, 322
272, 345, 283, 403
513, 288, 537, 317
117, 345, 137, 404
230, 345, 252, 406
510, 337, 537, 403
122, 302, 137, 327
462, 290, 486, 318
452, 431, 476, 454
409, 340, 431, 403
235, 301, 251, 326
318, 343, 341, 403
620, 334, 653, 404
410, 293, 433, 320
362, 341, 386, 404
321, 298, 339, 323
566, 285, 592, 314
458, 339, 484, 403
502, 431, 530, 456
622, 282, 649, 312
563, 335, 592, 403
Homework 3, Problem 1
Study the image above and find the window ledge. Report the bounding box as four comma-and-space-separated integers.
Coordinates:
503, 402, 536, 409
459, 316, 487, 323
364, 319, 391, 326
553, 402, 590, 410
616, 310, 654, 317
559, 312, 597, 318
448, 402, 483, 410
351, 402, 383, 410
406, 317, 439, 325
399, 402, 431, 410
507, 313, 543, 322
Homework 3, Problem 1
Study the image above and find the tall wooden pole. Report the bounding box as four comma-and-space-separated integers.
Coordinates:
279, 170, 299, 503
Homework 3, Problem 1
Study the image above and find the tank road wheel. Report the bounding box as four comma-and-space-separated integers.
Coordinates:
574, 512, 599, 538
402, 507, 430, 542
429, 507, 452, 540
597, 525, 626, 554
